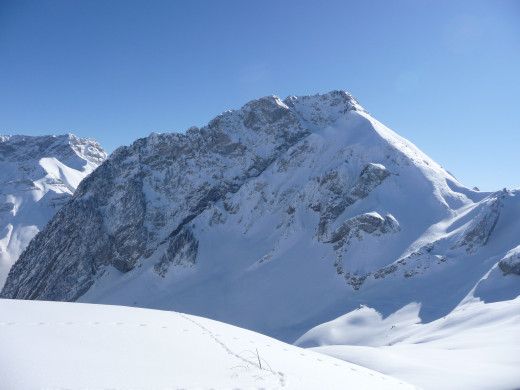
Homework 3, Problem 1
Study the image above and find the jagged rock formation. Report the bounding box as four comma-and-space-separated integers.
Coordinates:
2, 91, 519, 342
0, 134, 106, 288
499, 247, 520, 276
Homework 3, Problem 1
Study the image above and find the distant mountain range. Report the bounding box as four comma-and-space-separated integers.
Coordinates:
2, 91, 518, 346
0, 134, 107, 288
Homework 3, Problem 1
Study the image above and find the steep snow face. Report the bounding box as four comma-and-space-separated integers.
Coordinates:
2, 91, 518, 343
0, 299, 421, 390
0, 134, 107, 287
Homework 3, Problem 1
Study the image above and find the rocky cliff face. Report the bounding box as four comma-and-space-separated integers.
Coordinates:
0, 134, 107, 288
2, 92, 519, 342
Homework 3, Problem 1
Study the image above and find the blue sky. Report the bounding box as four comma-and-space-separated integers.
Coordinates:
1, 0, 518, 191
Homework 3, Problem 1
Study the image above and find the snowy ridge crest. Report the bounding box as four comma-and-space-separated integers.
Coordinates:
0, 133, 106, 166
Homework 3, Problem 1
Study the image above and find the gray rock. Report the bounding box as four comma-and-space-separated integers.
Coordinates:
499, 252, 520, 276
317, 164, 391, 240
452, 192, 501, 253
154, 227, 198, 277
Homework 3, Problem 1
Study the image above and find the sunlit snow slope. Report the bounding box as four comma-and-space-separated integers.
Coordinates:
0, 299, 421, 390
0, 134, 106, 288
297, 297, 520, 390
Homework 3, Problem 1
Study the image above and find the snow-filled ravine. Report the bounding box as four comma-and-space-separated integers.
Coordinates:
0, 299, 421, 390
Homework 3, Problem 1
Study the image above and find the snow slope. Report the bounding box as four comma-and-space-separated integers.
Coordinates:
298, 297, 520, 390
0, 299, 420, 390
0, 134, 106, 288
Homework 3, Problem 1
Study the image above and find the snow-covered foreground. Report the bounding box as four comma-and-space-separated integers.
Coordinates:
0, 299, 420, 390
297, 297, 520, 390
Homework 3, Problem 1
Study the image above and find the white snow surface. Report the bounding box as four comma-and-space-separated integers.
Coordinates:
0, 299, 421, 390
297, 297, 520, 390
0, 134, 106, 287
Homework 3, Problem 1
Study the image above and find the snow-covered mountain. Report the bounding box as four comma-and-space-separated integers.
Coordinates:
0, 299, 420, 390
0, 134, 106, 288
2, 91, 519, 345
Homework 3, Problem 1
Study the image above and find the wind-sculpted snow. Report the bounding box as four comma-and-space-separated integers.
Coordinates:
2, 91, 519, 345
0, 134, 106, 288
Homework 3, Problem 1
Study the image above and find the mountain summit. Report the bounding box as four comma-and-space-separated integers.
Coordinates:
0, 134, 107, 287
2, 91, 519, 341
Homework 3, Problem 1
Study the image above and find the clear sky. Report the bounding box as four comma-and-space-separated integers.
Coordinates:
1, 0, 519, 191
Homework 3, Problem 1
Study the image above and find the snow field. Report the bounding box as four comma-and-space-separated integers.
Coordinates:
299, 298, 520, 390
0, 299, 421, 390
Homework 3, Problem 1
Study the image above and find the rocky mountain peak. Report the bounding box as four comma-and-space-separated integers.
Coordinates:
0, 134, 105, 165
0, 133, 107, 288
66, 134, 107, 167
